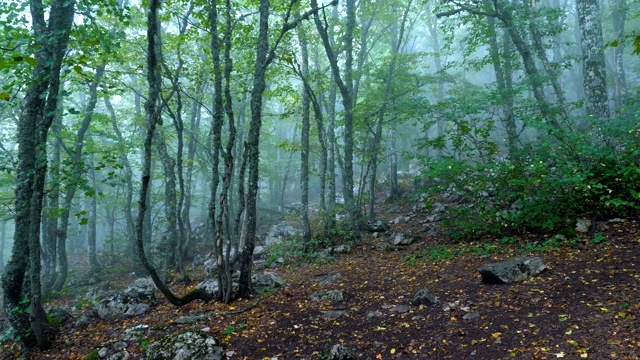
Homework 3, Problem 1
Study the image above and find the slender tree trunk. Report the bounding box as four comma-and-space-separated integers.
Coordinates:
135, 0, 212, 306
87, 155, 100, 274
576, 0, 610, 120
53, 64, 105, 292
0, 221, 5, 273
297, 13, 312, 246
105, 98, 136, 266
610, 0, 627, 111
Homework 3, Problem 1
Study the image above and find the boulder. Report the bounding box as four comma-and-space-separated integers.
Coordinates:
361, 219, 390, 233
146, 331, 224, 360
478, 256, 547, 284
390, 232, 417, 246
124, 278, 156, 300
576, 218, 592, 233
412, 288, 437, 306
374, 242, 401, 252
265, 222, 296, 246
253, 272, 287, 289
310, 290, 346, 302
328, 344, 356, 360
93, 292, 129, 321
332, 244, 352, 254
196, 279, 219, 298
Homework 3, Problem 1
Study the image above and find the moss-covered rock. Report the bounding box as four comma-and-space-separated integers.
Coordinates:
146, 330, 224, 360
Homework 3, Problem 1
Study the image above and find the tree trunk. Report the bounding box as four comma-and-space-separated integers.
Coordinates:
135, 0, 212, 306
2, 0, 75, 350
0, 221, 5, 273
610, 0, 627, 111
297, 11, 312, 247
87, 154, 101, 274
576, 0, 610, 120
105, 98, 136, 265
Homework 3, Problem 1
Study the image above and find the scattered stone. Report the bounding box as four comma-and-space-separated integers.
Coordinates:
385, 206, 400, 214
146, 331, 224, 360
390, 305, 411, 313
124, 303, 150, 316
390, 232, 417, 246
333, 244, 352, 254
412, 289, 437, 306
608, 218, 624, 223
310, 290, 346, 302
374, 242, 400, 252
328, 343, 356, 360
253, 272, 287, 289
175, 314, 209, 325
322, 310, 346, 319
478, 256, 547, 284
253, 245, 267, 258
93, 293, 129, 321
253, 260, 267, 271
366, 311, 383, 319
315, 273, 341, 285
392, 216, 409, 225
463, 312, 480, 320
123, 325, 149, 341
98, 347, 108, 358
109, 351, 129, 360
265, 222, 297, 246
201, 327, 211, 333
124, 278, 156, 300
576, 218, 592, 233
113, 342, 127, 351
362, 219, 390, 233
204, 257, 217, 275
412, 315, 425, 321
196, 279, 219, 298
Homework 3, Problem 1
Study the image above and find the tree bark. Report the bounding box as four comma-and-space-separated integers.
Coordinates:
576, 0, 610, 120
2, 0, 75, 350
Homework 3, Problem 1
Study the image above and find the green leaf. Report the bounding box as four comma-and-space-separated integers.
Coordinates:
24, 57, 37, 66
73, 65, 83, 74
0, 92, 10, 101
79, 218, 89, 225
222, 326, 235, 335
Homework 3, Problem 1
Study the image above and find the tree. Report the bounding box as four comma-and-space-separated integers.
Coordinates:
1, 0, 75, 350
576, 0, 610, 120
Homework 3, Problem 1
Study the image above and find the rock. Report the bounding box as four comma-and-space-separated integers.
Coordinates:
392, 216, 409, 225
366, 311, 383, 319
146, 331, 224, 360
253, 272, 287, 289
124, 278, 156, 300
315, 273, 341, 285
322, 310, 346, 319
361, 219, 390, 233
46, 306, 74, 328
204, 257, 217, 275
412, 289, 437, 306
463, 312, 480, 320
175, 314, 210, 325
375, 242, 401, 252
253, 245, 267, 258
93, 293, 129, 321
390, 304, 411, 313
109, 351, 129, 360
328, 344, 356, 360
576, 218, 592, 233
265, 222, 297, 246
124, 303, 150, 316
113, 342, 127, 351
123, 325, 149, 341
478, 256, 547, 284
390, 232, 417, 246
310, 290, 345, 302
196, 279, 219, 298
333, 245, 351, 254
98, 347, 108, 357
385, 206, 400, 214
253, 260, 267, 271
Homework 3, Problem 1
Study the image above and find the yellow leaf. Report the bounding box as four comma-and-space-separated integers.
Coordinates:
390, 348, 396, 354
492, 332, 502, 338
580, 354, 588, 358
600, 307, 609, 312
567, 339, 579, 346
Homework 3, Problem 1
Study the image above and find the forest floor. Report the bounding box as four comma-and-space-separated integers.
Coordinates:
1, 199, 640, 359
